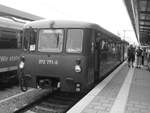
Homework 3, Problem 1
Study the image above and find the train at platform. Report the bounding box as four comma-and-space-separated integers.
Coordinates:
18, 20, 128, 92
0, 17, 23, 83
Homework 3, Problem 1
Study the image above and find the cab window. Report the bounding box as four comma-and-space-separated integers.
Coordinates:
66, 29, 83, 53
38, 29, 63, 52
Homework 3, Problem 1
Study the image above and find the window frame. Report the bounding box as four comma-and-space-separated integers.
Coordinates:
37, 28, 64, 53
65, 29, 84, 54
23, 28, 37, 50
0, 29, 21, 49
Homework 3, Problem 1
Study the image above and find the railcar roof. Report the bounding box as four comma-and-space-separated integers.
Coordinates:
24, 20, 102, 29
24, 19, 121, 41
0, 17, 23, 30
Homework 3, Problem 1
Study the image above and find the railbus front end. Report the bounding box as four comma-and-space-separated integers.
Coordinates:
18, 20, 125, 93
19, 21, 99, 92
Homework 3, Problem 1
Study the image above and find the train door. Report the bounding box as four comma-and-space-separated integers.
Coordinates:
86, 30, 95, 86
21, 28, 37, 87
94, 32, 100, 83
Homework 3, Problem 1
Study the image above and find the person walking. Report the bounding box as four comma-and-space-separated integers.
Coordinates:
136, 46, 143, 68
147, 49, 150, 71
127, 45, 135, 68
141, 48, 146, 66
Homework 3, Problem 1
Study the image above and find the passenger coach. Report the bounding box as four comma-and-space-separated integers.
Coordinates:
19, 20, 126, 92
0, 17, 23, 83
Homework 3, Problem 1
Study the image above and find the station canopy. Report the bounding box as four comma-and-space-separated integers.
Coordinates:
124, 0, 150, 46
0, 4, 43, 22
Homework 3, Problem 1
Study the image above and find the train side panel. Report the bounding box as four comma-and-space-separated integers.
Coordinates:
0, 25, 23, 83
0, 49, 22, 82
96, 32, 122, 79
0, 49, 21, 68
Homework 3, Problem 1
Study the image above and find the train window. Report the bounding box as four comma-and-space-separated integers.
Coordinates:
23, 30, 29, 49
0, 30, 17, 49
101, 41, 105, 49
23, 28, 36, 50
66, 29, 83, 53
17, 31, 23, 49
38, 29, 63, 52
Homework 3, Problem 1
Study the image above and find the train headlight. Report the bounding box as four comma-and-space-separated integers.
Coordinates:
76, 83, 81, 92
19, 61, 24, 69
75, 65, 81, 73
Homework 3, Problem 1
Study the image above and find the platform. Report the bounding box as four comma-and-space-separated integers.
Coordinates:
67, 61, 150, 113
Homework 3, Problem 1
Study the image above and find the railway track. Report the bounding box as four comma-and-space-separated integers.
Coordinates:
14, 91, 85, 113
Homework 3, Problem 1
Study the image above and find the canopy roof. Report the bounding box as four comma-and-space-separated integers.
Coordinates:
0, 4, 43, 21
124, 0, 150, 46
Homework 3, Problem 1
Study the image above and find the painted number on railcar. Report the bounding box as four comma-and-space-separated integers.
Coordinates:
39, 59, 58, 65
0, 56, 19, 62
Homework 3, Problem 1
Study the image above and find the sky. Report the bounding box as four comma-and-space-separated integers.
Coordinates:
1, 0, 138, 45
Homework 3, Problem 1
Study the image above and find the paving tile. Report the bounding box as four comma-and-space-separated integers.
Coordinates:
140, 109, 149, 113
90, 102, 101, 106
97, 111, 108, 113
125, 66, 150, 113
93, 106, 106, 111
83, 108, 97, 113
102, 103, 112, 108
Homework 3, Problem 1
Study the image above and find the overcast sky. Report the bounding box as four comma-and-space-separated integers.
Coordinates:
1, 0, 138, 44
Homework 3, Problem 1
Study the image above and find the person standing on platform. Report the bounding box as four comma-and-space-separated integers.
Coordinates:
127, 44, 135, 68
136, 46, 143, 68
147, 49, 150, 71
141, 48, 146, 66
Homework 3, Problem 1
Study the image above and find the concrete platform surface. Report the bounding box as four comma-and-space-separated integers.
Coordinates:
67, 62, 150, 113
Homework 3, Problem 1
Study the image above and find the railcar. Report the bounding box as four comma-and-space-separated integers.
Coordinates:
0, 17, 23, 83
18, 20, 127, 92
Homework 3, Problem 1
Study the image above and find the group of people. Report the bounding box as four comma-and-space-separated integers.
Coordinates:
127, 45, 148, 68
